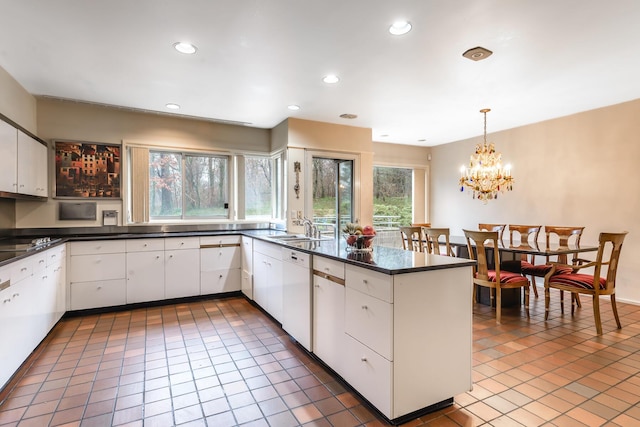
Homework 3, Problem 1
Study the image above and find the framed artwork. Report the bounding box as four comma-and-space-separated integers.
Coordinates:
54, 140, 121, 198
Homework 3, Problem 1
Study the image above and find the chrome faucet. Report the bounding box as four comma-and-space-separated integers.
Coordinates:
301, 217, 314, 237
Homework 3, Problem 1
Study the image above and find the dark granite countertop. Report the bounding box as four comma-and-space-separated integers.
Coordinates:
0, 229, 475, 275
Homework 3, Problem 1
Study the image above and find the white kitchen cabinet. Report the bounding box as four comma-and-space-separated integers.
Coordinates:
69, 240, 126, 310
17, 131, 48, 197
165, 237, 200, 299
338, 263, 474, 420
126, 239, 165, 303
343, 333, 393, 416
0, 245, 66, 389
200, 236, 241, 295
0, 120, 18, 193
312, 256, 346, 376
0, 276, 32, 388
241, 236, 253, 299
252, 240, 283, 322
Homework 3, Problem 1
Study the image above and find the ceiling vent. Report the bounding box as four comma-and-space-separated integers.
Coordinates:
462, 46, 493, 61
340, 113, 358, 119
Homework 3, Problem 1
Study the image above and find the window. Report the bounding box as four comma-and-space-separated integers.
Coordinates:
373, 166, 413, 229
149, 151, 229, 219
245, 156, 273, 218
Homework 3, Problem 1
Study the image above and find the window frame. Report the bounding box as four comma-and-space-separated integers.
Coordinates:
148, 148, 232, 221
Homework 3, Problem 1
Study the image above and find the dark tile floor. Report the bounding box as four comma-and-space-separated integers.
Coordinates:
1, 286, 640, 426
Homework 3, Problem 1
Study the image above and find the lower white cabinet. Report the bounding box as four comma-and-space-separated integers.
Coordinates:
311, 259, 473, 421
70, 279, 127, 310
200, 236, 241, 295
126, 239, 165, 303
252, 240, 283, 322
0, 244, 67, 389
241, 236, 253, 299
69, 241, 126, 310
165, 237, 200, 299
312, 256, 346, 376
342, 334, 393, 416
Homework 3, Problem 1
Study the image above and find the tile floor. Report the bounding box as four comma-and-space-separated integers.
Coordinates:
1, 287, 640, 427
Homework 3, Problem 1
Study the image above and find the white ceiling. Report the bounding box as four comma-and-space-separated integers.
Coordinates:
1, 0, 640, 146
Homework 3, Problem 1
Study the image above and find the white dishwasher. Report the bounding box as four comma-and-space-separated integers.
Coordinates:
282, 247, 312, 351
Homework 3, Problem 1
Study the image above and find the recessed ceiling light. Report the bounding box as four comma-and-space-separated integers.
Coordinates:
287, 105, 300, 111
165, 103, 180, 110
322, 75, 340, 84
389, 21, 412, 35
173, 42, 197, 54
380, 134, 389, 138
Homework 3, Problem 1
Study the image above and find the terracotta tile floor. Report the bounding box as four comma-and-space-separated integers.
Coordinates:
1, 287, 640, 427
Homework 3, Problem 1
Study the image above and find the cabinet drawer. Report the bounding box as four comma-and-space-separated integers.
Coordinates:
200, 235, 241, 246
346, 264, 393, 303
69, 253, 126, 282
313, 256, 345, 280
126, 238, 164, 252
345, 287, 393, 360
343, 334, 392, 418
70, 279, 126, 310
31, 252, 48, 273
253, 240, 281, 259
201, 247, 240, 271
70, 240, 126, 255
201, 268, 241, 294
164, 236, 200, 250
45, 245, 66, 267
9, 258, 32, 284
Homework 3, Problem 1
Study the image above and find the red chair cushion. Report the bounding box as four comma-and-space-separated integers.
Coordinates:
549, 273, 607, 290
521, 262, 572, 276
484, 270, 528, 284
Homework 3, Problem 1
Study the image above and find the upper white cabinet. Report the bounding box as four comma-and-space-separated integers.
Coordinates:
0, 120, 18, 193
17, 131, 48, 197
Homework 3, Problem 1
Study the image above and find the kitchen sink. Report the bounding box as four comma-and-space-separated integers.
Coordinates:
269, 234, 332, 243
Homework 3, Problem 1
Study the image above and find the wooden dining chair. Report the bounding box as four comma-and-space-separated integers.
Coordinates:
478, 223, 506, 242
508, 224, 542, 297
522, 226, 585, 307
423, 227, 455, 256
464, 230, 530, 324
544, 231, 627, 335
399, 226, 424, 252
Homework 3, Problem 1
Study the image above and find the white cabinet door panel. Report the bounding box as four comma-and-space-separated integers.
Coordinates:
345, 287, 393, 360
70, 279, 127, 310
343, 334, 392, 418
312, 274, 345, 376
346, 264, 393, 303
69, 253, 126, 283
165, 248, 200, 298
70, 240, 126, 256
126, 251, 165, 303
201, 268, 240, 294
0, 121, 17, 193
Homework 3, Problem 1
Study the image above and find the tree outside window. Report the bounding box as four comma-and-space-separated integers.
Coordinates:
149, 151, 229, 219
245, 156, 272, 218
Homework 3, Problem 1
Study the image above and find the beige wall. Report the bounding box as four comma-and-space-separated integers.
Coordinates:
284, 118, 374, 232
14, 98, 271, 228
0, 66, 37, 133
430, 98, 640, 304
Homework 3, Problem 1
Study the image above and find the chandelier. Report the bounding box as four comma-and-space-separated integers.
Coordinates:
459, 108, 513, 202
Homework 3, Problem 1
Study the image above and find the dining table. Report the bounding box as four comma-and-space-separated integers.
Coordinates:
445, 235, 600, 307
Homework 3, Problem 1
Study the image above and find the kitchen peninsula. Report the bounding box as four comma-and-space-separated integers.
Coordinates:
0, 228, 475, 425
